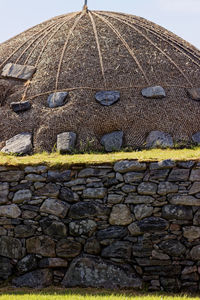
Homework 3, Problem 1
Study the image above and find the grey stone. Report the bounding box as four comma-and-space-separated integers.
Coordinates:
107, 194, 124, 204
69, 201, 110, 219
149, 169, 169, 181
97, 226, 128, 240
162, 205, 193, 220
78, 168, 111, 178
56, 239, 82, 258
41, 220, 67, 237
27, 236, 55, 257
125, 195, 154, 204
35, 183, 59, 197
187, 88, 200, 101
189, 182, 200, 195
124, 172, 144, 183
134, 204, 153, 220
25, 173, 46, 182
95, 91, 120, 106
0, 236, 22, 259
13, 269, 52, 288
121, 185, 136, 193
177, 161, 195, 168
109, 204, 132, 225
168, 169, 190, 181
102, 241, 132, 259
132, 241, 153, 257
10, 182, 31, 192
138, 182, 157, 195
142, 86, 166, 99
2, 63, 36, 80
10, 101, 31, 113
101, 131, 124, 152
83, 188, 107, 199
1, 133, 32, 155
194, 208, 200, 225
192, 132, 200, 144
169, 195, 200, 206
47, 92, 68, 108
69, 219, 97, 236
39, 258, 68, 268
136, 258, 171, 266
152, 250, 170, 260
59, 187, 75, 202
190, 169, 200, 181
40, 198, 69, 218
190, 245, 200, 260
0, 204, 21, 218
128, 222, 142, 236
114, 160, 146, 173
25, 165, 47, 174
13, 189, 32, 204
62, 256, 142, 289
0, 182, 9, 204
14, 225, 36, 238
84, 238, 101, 255
183, 226, 200, 242
146, 131, 173, 148
157, 182, 178, 195
57, 132, 77, 153
47, 170, 71, 182
159, 240, 186, 257
17, 254, 37, 274
0, 257, 13, 280
138, 217, 169, 232
143, 265, 181, 276
150, 160, 176, 170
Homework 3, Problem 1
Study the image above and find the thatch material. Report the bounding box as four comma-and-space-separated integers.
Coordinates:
0, 10, 200, 152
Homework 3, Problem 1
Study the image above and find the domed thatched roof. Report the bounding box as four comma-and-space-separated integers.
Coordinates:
0, 8, 200, 152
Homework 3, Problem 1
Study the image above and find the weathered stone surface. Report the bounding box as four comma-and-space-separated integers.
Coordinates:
69, 201, 110, 219
0, 170, 24, 182
97, 226, 128, 240
168, 169, 190, 181
192, 132, 200, 144
109, 204, 132, 225
190, 245, 200, 260
65, 178, 86, 187
189, 182, 200, 195
138, 182, 157, 195
0, 204, 21, 218
121, 185, 136, 193
101, 131, 124, 152
25, 165, 47, 174
183, 226, 200, 242
2, 63, 36, 80
134, 204, 153, 220
59, 187, 75, 202
125, 195, 154, 204
142, 86, 166, 99
0, 257, 13, 280
39, 258, 68, 268
83, 188, 107, 199
10, 101, 31, 113
13, 189, 32, 204
35, 183, 59, 197
146, 131, 173, 148
47, 170, 71, 182
187, 88, 200, 101
62, 256, 142, 289
136, 258, 171, 266
151, 250, 170, 260
40, 219, 67, 237
47, 92, 68, 108
128, 222, 142, 236
169, 195, 200, 206
57, 132, 77, 153
144, 265, 181, 276
78, 168, 110, 178
160, 277, 180, 292
84, 238, 101, 255
157, 182, 178, 195
149, 169, 169, 181
102, 241, 132, 259
159, 240, 186, 257
14, 225, 35, 238
1, 133, 32, 155
69, 219, 97, 237
27, 236, 55, 257
17, 254, 37, 274
182, 266, 197, 275
138, 217, 169, 232
150, 160, 176, 170
0, 236, 22, 259
132, 241, 153, 257
13, 269, 52, 288
124, 172, 144, 183
194, 208, 200, 225
25, 173, 46, 182
0, 182, 9, 204
107, 194, 124, 204
114, 160, 146, 173
190, 169, 200, 181
40, 198, 69, 218
56, 239, 82, 258
162, 205, 193, 220
95, 91, 120, 106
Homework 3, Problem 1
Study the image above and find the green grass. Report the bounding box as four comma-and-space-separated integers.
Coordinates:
0, 147, 200, 168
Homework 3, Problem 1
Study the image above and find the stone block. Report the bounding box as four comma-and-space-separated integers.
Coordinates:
1, 133, 32, 155
10, 101, 31, 113
109, 204, 132, 225
2, 63, 36, 80
57, 132, 76, 153
40, 198, 69, 218
114, 160, 146, 173
142, 86, 166, 99
95, 91, 120, 106
47, 92, 68, 108
146, 131, 173, 148
101, 131, 124, 152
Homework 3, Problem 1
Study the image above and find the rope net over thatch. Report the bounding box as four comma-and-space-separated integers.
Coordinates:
0, 9, 200, 152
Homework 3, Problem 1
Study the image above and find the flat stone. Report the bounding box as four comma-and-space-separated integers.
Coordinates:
125, 195, 154, 204
59, 187, 75, 202
132, 241, 153, 257
40, 219, 67, 237
121, 185, 136, 193
39, 258, 68, 268
169, 195, 200, 206
84, 238, 101, 255
190, 245, 200, 260
17, 254, 37, 274
65, 178, 86, 187
13, 269, 52, 288
138, 217, 169, 232
27, 236, 55, 257
95, 91, 120, 106
134, 204, 153, 220
82, 187, 107, 199
157, 182, 178, 195
107, 194, 124, 204
142, 86, 166, 99
47, 92, 68, 108
0, 170, 24, 182
149, 169, 169, 181
162, 205, 193, 220
146, 131, 173, 148
183, 226, 200, 242
189, 182, 200, 195
168, 169, 190, 181
0, 257, 13, 280
182, 266, 197, 275
14, 224, 36, 238
102, 241, 132, 259
144, 265, 181, 277
152, 250, 170, 260
177, 161, 195, 168
62, 256, 142, 289
0, 182, 9, 204
114, 160, 146, 173
78, 168, 111, 178
10, 101, 31, 113
69, 219, 97, 237
40, 198, 69, 218
69, 201, 110, 219
25, 165, 47, 174
138, 182, 157, 195
190, 169, 200, 181
97, 226, 128, 240
0, 204, 21, 218
35, 183, 59, 197
101, 131, 124, 152
124, 172, 144, 183
1, 133, 32, 155
150, 160, 176, 170
25, 173, 46, 182
47, 170, 71, 182
128, 222, 142, 236
57, 132, 76, 153
13, 189, 32, 204
159, 240, 186, 257
109, 204, 132, 225
187, 88, 200, 101
136, 258, 171, 266
2, 63, 36, 80
56, 239, 82, 258
0, 236, 22, 259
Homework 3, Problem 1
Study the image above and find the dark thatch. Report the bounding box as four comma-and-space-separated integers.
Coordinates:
0, 9, 200, 151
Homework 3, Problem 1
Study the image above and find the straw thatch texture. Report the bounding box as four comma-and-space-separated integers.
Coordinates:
0, 10, 200, 151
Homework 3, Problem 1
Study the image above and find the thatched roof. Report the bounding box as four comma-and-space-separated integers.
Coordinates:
0, 9, 200, 151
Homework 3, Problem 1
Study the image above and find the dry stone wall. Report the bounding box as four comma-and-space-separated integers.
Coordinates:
0, 160, 200, 292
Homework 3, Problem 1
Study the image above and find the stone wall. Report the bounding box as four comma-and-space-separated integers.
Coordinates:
0, 160, 200, 292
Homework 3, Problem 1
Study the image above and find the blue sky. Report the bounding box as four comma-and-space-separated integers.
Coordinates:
1, 0, 200, 49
